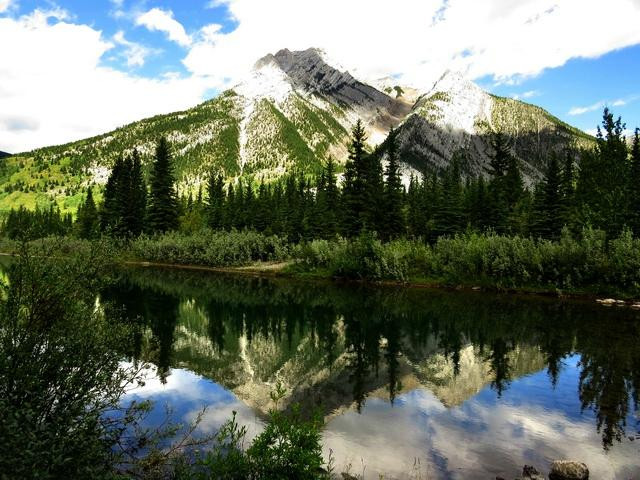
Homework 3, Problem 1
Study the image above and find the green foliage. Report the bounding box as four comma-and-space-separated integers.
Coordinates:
76, 186, 100, 239
576, 108, 630, 236
243, 406, 327, 480
147, 137, 179, 233
295, 232, 434, 282
381, 128, 405, 240
0, 241, 129, 479
2, 205, 73, 240
295, 228, 640, 295
129, 229, 291, 267
181, 394, 329, 480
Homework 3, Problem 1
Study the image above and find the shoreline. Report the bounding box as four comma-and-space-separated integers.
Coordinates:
3, 250, 639, 306
120, 258, 640, 306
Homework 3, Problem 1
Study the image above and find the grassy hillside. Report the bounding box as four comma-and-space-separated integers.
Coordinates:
0, 88, 350, 215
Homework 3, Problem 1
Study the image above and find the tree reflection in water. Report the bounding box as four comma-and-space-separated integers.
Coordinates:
102, 267, 640, 450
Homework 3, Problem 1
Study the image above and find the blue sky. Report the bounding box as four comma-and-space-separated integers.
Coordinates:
1, 0, 640, 152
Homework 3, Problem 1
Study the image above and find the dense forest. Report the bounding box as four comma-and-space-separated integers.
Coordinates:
2, 108, 640, 295
4, 108, 638, 244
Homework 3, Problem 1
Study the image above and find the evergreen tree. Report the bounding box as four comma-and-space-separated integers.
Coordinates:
127, 149, 147, 237
206, 173, 225, 230
223, 183, 236, 230
254, 179, 271, 232
341, 120, 368, 237
381, 128, 405, 240
486, 133, 522, 233
406, 175, 422, 237
147, 137, 179, 233
114, 155, 133, 237
322, 158, 340, 237
576, 108, 629, 235
531, 154, 562, 239
100, 156, 124, 233
466, 176, 489, 231
560, 151, 576, 230
628, 129, 640, 235
434, 154, 465, 238
76, 186, 100, 239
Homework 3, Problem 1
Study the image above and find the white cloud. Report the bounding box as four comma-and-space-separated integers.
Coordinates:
324, 388, 639, 479
183, 0, 640, 91
3, 0, 640, 152
135, 8, 191, 47
113, 30, 157, 67
0, 0, 12, 13
569, 101, 605, 116
569, 94, 640, 116
0, 9, 210, 152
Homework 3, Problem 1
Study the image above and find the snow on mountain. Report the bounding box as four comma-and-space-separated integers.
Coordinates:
413, 70, 493, 135
0, 47, 596, 213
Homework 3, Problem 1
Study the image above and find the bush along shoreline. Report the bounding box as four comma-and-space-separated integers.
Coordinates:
3, 224, 640, 300
3, 109, 640, 300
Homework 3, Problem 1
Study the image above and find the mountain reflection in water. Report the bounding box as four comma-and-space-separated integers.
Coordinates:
103, 267, 640, 479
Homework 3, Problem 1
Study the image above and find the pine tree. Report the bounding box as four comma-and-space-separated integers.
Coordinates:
381, 128, 405, 240
114, 154, 133, 237
434, 156, 465, 238
207, 173, 225, 230
323, 157, 340, 237
254, 179, 271, 232
341, 120, 368, 237
147, 137, 179, 233
532, 154, 563, 239
101, 156, 124, 233
128, 149, 147, 236
76, 186, 100, 239
628, 129, 640, 235
576, 108, 629, 235
559, 151, 576, 231
223, 183, 236, 230
486, 133, 521, 233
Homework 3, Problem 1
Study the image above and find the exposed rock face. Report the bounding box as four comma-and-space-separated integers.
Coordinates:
3, 47, 595, 212
548, 460, 589, 480
268, 48, 392, 110
392, 70, 594, 184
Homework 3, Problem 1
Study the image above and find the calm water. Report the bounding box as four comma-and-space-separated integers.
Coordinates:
102, 267, 640, 479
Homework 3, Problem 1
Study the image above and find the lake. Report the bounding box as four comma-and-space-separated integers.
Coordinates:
103, 266, 640, 479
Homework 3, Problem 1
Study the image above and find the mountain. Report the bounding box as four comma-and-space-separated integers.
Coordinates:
0, 151, 10, 160
393, 70, 593, 181
0, 48, 594, 213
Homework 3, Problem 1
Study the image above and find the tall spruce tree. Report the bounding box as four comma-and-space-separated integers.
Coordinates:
576, 108, 628, 235
147, 137, 179, 233
560, 151, 576, 230
434, 156, 465, 238
629, 129, 640, 235
382, 128, 405, 239
536, 154, 563, 239
341, 120, 368, 237
127, 149, 147, 237
486, 133, 522, 233
75, 186, 100, 239
100, 156, 124, 233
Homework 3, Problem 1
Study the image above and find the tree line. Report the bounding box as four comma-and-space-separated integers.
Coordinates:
3, 108, 640, 244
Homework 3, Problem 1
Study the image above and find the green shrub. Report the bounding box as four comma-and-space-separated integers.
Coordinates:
129, 229, 291, 267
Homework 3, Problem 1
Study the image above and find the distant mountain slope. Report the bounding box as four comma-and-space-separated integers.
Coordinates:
0, 49, 594, 213
392, 71, 594, 183
0, 151, 10, 160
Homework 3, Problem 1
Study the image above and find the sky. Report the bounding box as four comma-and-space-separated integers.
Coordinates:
1, 0, 640, 153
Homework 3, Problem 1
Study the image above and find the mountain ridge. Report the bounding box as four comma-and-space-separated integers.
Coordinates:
0, 48, 595, 213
